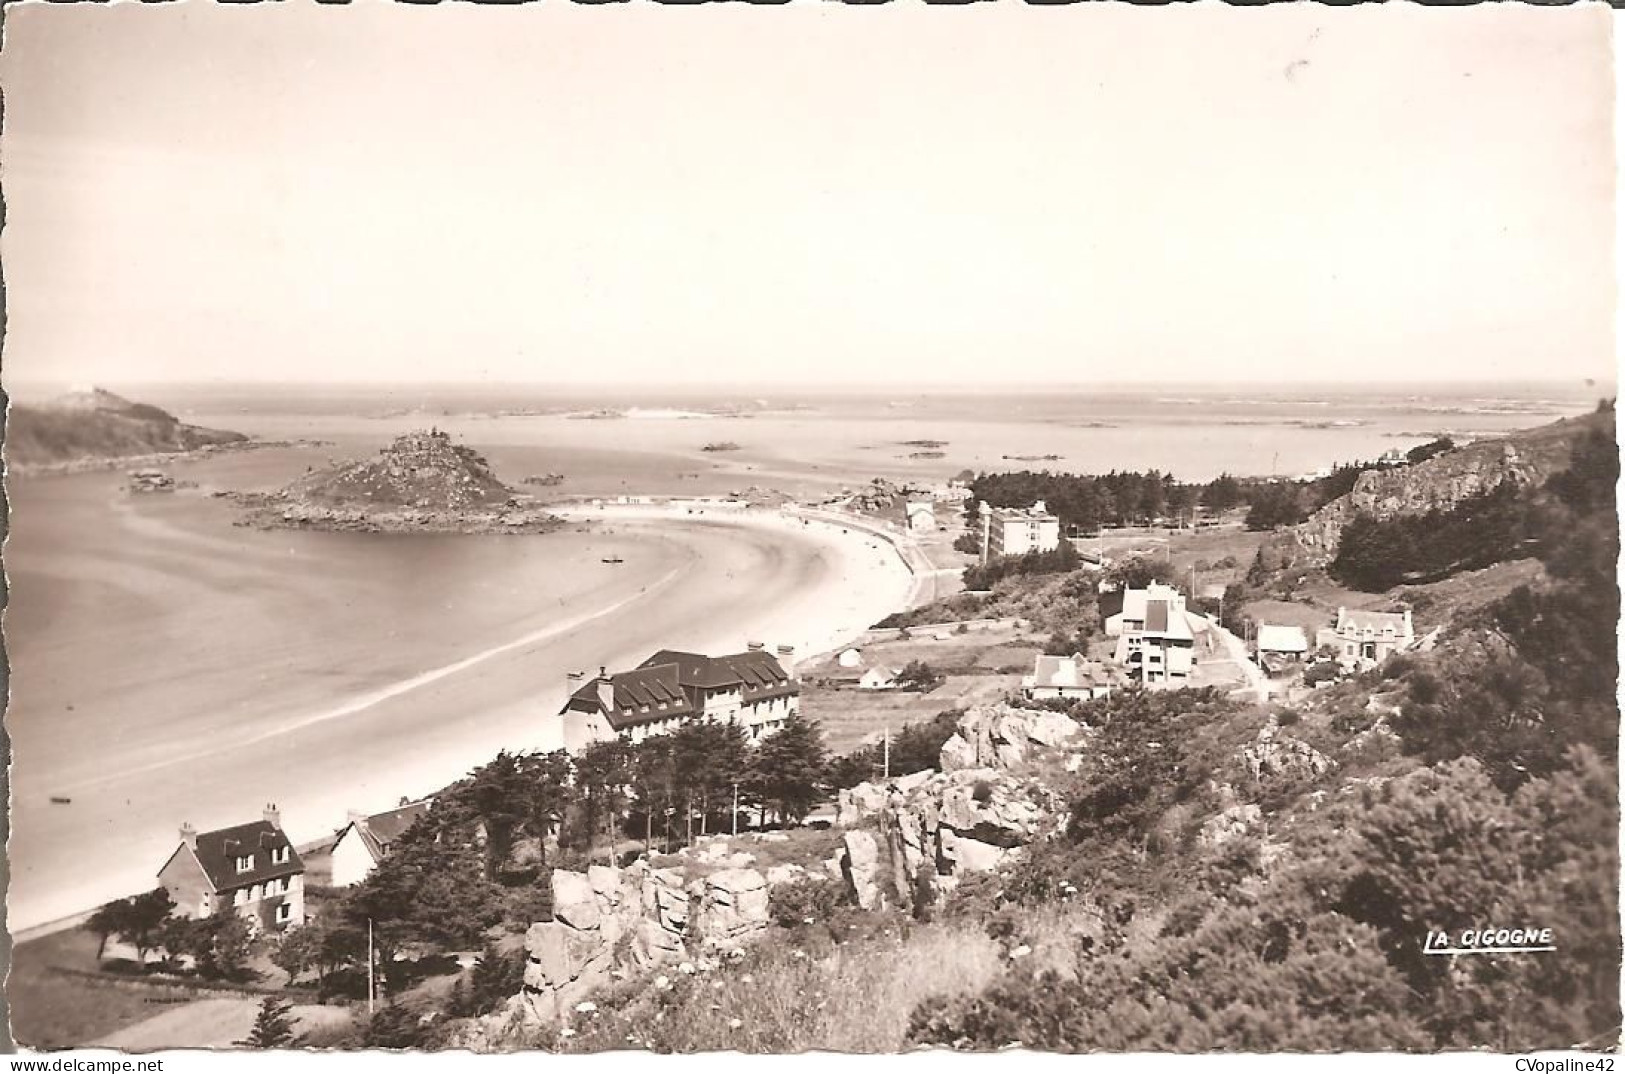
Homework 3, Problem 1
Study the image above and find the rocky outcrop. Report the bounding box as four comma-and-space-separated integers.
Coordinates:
938, 703, 1085, 773
230, 429, 565, 534
1282, 421, 1591, 568
520, 861, 770, 1022
1239, 726, 1334, 785
839, 767, 1063, 913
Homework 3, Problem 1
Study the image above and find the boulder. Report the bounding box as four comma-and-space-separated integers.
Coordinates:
1241, 728, 1333, 784
693, 869, 770, 950
765, 863, 806, 887
939, 732, 978, 773
1197, 803, 1262, 849
842, 830, 884, 910
551, 870, 601, 930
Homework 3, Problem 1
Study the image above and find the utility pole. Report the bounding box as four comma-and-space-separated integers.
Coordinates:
979, 502, 991, 566
367, 918, 376, 1017
732, 783, 740, 837
883, 724, 891, 781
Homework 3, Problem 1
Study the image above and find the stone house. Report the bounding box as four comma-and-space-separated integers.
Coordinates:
1316, 607, 1415, 671
157, 805, 305, 932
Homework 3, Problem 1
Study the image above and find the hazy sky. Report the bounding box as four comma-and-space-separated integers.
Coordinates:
0, 3, 1615, 387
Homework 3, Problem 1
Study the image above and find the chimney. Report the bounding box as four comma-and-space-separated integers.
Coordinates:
596, 668, 615, 712
776, 644, 796, 670
747, 640, 765, 652
263, 803, 281, 831
179, 822, 197, 850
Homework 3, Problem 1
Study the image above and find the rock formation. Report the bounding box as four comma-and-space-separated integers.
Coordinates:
519, 861, 770, 1023
1239, 725, 1334, 785
838, 764, 1064, 913
938, 702, 1085, 772
1278, 417, 1596, 568
231, 429, 564, 534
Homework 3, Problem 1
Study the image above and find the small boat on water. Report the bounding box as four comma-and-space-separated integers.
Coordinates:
601, 556, 625, 564
49, 796, 72, 805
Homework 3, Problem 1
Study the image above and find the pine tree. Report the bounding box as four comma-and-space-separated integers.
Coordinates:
750, 711, 829, 825
238, 996, 298, 1048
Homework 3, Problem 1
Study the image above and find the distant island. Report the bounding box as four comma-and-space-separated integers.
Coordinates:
228, 429, 564, 534
701, 441, 742, 453
6, 387, 250, 471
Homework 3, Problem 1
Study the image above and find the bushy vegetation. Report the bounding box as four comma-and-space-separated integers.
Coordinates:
878, 565, 1101, 637
900, 420, 1620, 1053
827, 709, 962, 789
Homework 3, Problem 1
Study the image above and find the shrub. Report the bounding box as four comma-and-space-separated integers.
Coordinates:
768, 877, 850, 930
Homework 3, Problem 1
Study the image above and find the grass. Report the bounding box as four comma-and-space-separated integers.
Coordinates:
804, 675, 1019, 755
8, 928, 208, 1049
563, 911, 1008, 1053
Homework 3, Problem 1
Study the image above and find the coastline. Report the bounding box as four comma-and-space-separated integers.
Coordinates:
7, 499, 918, 936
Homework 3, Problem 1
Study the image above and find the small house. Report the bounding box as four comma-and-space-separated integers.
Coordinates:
905, 499, 937, 532
1316, 608, 1415, 671
1256, 624, 1310, 661
158, 805, 305, 932
1022, 654, 1122, 701
859, 666, 900, 691
330, 797, 435, 888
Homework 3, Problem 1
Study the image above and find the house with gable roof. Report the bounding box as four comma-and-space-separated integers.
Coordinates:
157, 805, 305, 931
1317, 607, 1414, 671
330, 796, 435, 888
561, 644, 800, 751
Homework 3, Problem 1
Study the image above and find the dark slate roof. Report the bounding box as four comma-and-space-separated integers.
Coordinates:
348, 799, 433, 862
567, 649, 796, 732
192, 820, 304, 891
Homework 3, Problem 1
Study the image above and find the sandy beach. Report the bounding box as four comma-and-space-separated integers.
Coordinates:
5, 467, 914, 933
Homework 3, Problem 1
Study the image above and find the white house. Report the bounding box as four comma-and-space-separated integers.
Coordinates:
906, 500, 937, 532
837, 648, 864, 669
986, 501, 1061, 557
1316, 608, 1415, 671
330, 797, 435, 888
859, 666, 900, 691
1022, 654, 1122, 701
1108, 583, 1203, 687
1256, 624, 1310, 660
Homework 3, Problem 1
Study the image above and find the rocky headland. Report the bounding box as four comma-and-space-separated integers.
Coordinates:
229, 429, 565, 534
6, 387, 251, 472
1269, 410, 1607, 570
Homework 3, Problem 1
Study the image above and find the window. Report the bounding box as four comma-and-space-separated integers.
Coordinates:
235, 854, 254, 873
276, 903, 293, 923
270, 846, 290, 866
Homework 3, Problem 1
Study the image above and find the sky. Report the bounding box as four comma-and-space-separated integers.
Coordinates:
0, 3, 1615, 388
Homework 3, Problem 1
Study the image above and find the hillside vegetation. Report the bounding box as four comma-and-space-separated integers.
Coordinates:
7, 388, 247, 467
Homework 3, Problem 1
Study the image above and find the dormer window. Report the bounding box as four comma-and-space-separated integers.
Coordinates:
235, 854, 254, 873
270, 846, 290, 866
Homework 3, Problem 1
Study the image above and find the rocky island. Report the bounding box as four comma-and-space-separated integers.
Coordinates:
230, 429, 565, 534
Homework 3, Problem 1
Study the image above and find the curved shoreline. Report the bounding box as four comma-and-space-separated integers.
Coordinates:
9, 499, 917, 935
